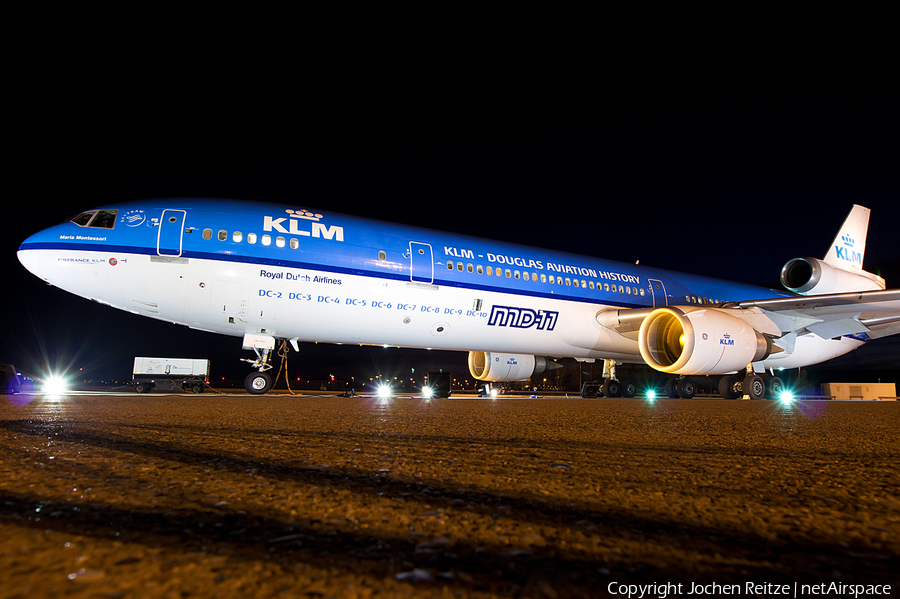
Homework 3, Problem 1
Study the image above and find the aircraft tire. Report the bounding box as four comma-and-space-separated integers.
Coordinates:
718, 375, 741, 400
766, 376, 785, 400
245, 372, 273, 395
664, 379, 680, 398
621, 380, 637, 398
675, 378, 697, 399
602, 380, 621, 397
743, 374, 766, 400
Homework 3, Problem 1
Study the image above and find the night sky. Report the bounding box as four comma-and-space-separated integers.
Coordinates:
4, 82, 898, 388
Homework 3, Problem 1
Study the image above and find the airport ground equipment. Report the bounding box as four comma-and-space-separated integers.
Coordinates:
132, 357, 210, 393
821, 382, 897, 401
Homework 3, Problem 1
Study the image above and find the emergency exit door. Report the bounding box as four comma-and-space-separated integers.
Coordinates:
158, 209, 186, 257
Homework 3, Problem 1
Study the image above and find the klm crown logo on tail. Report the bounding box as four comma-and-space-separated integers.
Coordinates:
835, 234, 862, 267
824, 205, 869, 271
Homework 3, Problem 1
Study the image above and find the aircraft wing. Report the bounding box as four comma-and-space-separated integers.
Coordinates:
736, 289, 900, 341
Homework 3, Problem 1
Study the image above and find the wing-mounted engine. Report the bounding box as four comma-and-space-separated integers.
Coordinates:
638, 307, 776, 375
781, 257, 885, 296
468, 351, 561, 382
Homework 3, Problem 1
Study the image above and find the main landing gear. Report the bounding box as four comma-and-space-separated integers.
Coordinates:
596, 359, 637, 398
663, 377, 697, 399
718, 372, 784, 400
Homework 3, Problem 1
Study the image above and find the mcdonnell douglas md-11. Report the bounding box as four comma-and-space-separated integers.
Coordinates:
17, 200, 900, 397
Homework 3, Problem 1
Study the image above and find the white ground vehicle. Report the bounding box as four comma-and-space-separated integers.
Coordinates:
133, 357, 210, 393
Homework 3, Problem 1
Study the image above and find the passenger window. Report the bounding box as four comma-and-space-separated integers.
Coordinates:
477, 265, 483, 275
532, 273, 538, 282
467, 264, 474, 273
557, 276, 563, 285
202, 229, 212, 240
248, 233, 257, 244
514, 271, 520, 279
291, 239, 299, 249
626, 287, 632, 295
218, 230, 228, 241
565, 278, 571, 286
589, 281, 595, 290
233, 231, 243, 243
262, 234, 272, 246
487, 266, 493, 276
582, 280, 587, 289
457, 262, 463, 272
640, 288, 645, 296
379, 251, 387, 261
505, 269, 512, 278
447, 261, 454, 270
619, 285, 625, 293
276, 236, 285, 248
541, 274, 547, 283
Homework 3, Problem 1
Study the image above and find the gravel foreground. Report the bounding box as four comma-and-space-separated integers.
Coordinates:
0, 394, 898, 598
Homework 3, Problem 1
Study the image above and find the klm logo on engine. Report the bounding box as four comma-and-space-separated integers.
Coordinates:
720, 334, 735, 346
488, 305, 559, 331
263, 209, 344, 242
835, 235, 862, 266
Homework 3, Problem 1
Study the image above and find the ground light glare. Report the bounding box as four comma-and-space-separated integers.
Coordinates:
41, 371, 70, 400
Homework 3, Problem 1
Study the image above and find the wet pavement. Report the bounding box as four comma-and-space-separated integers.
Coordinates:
1, 393, 898, 598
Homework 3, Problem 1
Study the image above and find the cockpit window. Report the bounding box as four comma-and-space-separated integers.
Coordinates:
69, 210, 118, 229
70, 211, 96, 226
90, 210, 118, 229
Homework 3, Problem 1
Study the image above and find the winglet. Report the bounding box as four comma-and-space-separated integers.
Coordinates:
823, 204, 870, 272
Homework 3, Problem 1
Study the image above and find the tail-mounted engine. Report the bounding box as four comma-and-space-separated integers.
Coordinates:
468, 352, 561, 382
638, 307, 773, 375
781, 257, 885, 296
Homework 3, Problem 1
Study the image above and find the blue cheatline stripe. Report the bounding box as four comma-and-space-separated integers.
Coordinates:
18, 241, 649, 309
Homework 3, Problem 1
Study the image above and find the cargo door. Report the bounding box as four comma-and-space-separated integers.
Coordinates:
158, 209, 187, 256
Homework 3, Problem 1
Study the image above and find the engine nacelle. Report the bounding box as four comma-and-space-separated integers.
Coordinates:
781, 257, 885, 296
468, 352, 558, 382
638, 307, 772, 375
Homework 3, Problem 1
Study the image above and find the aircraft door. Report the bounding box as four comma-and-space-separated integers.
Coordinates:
158, 209, 187, 257
649, 279, 667, 307
409, 241, 434, 284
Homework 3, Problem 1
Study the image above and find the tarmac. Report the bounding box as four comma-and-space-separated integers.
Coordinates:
1, 392, 898, 598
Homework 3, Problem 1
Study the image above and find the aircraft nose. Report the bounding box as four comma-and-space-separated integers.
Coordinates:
18, 233, 46, 281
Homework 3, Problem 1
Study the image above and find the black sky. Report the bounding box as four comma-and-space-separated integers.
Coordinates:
4, 80, 898, 387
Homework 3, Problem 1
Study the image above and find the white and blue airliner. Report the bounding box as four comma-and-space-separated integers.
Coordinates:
17, 199, 900, 397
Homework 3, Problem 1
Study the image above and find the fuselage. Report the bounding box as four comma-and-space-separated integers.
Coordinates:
20, 198, 856, 369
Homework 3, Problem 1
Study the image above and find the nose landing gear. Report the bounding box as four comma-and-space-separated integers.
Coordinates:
242, 346, 275, 394
240, 334, 299, 395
